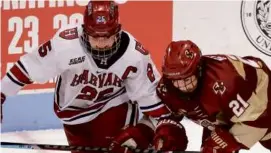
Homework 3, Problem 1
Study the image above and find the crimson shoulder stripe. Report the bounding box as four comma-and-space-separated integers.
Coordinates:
6, 73, 24, 86
18, 60, 28, 74
10, 64, 32, 84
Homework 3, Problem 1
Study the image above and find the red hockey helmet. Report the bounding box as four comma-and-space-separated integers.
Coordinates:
83, 1, 121, 38
162, 40, 202, 80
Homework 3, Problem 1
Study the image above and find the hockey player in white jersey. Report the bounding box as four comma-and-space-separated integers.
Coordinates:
0, 1, 185, 153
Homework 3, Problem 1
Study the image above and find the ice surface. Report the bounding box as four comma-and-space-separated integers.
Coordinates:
1, 119, 270, 153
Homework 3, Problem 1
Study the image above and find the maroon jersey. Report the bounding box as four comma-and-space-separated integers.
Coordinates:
157, 54, 271, 148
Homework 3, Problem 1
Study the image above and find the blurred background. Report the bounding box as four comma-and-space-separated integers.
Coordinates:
1, 1, 270, 152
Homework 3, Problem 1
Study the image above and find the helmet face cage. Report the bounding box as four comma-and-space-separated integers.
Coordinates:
172, 75, 198, 93
82, 1, 121, 59
80, 30, 122, 60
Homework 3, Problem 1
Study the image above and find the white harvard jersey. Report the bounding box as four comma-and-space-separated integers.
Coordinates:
1, 25, 170, 125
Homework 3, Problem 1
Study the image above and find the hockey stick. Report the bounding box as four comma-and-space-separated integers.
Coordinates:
1, 141, 200, 153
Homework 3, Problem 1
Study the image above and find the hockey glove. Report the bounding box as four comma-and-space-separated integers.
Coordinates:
153, 119, 188, 151
109, 123, 154, 153
201, 128, 248, 153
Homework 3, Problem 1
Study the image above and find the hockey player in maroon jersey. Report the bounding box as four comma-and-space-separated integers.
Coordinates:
0, 1, 190, 153
153, 40, 271, 153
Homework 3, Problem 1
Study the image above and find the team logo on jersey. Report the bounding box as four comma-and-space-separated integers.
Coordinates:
70, 70, 123, 88
241, 0, 271, 56
69, 56, 85, 65
213, 81, 226, 95
59, 28, 79, 40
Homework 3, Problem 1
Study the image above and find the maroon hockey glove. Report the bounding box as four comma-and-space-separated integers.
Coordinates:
201, 128, 248, 153
1, 92, 6, 122
153, 119, 188, 151
109, 123, 154, 153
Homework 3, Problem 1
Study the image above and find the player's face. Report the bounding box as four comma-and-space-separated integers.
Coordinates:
172, 75, 198, 93
88, 34, 116, 50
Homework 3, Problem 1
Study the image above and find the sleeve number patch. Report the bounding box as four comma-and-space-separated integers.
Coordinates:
38, 40, 52, 57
